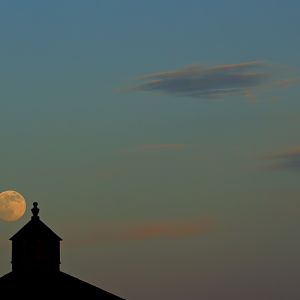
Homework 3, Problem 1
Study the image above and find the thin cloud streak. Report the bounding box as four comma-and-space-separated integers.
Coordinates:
119, 219, 215, 241
265, 146, 300, 171
122, 61, 298, 99
140, 144, 188, 150
64, 218, 216, 247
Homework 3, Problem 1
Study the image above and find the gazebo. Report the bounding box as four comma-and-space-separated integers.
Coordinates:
0, 202, 124, 299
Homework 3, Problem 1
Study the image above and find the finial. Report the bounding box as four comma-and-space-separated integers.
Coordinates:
31, 202, 40, 219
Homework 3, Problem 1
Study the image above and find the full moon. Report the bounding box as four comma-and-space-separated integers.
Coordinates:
0, 190, 26, 222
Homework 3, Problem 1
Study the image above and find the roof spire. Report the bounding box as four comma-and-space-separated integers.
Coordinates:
31, 202, 40, 219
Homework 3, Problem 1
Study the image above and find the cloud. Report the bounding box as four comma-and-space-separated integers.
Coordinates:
140, 144, 188, 150
64, 217, 216, 246
119, 219, 215, 241
121, 61, 298, 99
275, 77, 300, 88
265, 146, 300, 171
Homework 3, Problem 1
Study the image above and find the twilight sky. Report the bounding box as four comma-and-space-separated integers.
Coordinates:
1, 1, 300, 299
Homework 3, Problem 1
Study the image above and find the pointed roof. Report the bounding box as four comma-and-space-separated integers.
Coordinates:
10, 202, 62, 241
0, 271, 125, 299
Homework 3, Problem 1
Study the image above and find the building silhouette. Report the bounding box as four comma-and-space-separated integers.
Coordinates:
0, 202, 124, 299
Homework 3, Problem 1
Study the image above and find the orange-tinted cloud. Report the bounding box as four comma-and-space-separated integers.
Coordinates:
121, 61, 299, 100
265, 146, 300, 171
274, 77, 300, 88
119, 219, 215, 241
64, 217, 216, 247
140, 144, 188, 151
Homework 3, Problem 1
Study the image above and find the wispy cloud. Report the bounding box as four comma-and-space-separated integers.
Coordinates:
265, 146, 300, 171
121, 61, 298, 99
64, 217, 216, 246
119, 219, 215, 241
140, 144, 188, 151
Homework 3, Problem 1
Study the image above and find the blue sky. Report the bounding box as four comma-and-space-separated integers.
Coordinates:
1, 1, 300, 299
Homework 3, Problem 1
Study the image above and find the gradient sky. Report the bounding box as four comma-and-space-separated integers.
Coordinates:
1, 1, 300, 299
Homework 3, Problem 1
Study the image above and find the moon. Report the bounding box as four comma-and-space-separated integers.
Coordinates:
0, 190, 26, 222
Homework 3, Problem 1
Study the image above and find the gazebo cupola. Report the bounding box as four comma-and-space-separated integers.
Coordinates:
10, 202, 62, 273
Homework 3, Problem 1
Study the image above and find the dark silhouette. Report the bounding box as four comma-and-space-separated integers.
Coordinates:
0, 202, 124, 299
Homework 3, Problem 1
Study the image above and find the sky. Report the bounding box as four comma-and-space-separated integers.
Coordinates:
1, 1, 300, 299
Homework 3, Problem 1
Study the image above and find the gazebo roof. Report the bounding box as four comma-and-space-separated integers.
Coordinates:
10, 202, 62, 241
